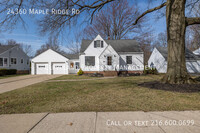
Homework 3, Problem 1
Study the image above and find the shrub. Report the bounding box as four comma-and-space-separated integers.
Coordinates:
77, 69, 84, 75
0, 69, 7, 76
7, 69, 17, 75
0, 69, 17, 76
144, 67, 158, 75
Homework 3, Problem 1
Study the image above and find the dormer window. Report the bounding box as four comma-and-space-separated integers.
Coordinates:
94, 40, 104, 48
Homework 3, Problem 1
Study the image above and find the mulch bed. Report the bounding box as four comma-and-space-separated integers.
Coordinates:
138, 81, 200, 93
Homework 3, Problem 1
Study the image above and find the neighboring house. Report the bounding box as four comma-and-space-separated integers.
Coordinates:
31, 49, 79, 75
148, 47, 200, 73
31, 35, 144, 76
0, 45, 30, 73
193, 47, 200, 55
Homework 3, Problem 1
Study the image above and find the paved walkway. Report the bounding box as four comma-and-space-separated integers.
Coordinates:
0, 111, 199, 133
0, 75, 62, 94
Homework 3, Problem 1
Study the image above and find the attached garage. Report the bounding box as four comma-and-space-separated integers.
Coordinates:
36, 63, 49, 75
52, 62, 66, 74
31, 49, 69, 75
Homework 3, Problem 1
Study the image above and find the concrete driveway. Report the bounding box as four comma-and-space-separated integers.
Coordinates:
0, 75, 61, 94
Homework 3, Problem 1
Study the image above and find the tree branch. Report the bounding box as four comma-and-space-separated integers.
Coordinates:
132, 2, 167, 25
186, 17, 200, 26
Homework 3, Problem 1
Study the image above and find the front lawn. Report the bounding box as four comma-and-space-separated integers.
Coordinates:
0, 75, 199, 114
51, 74, 99, 80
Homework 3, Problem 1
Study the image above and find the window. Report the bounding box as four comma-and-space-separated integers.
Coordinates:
4, 58, 8, 66
0, 58, 8, 67
21, 59, 24, 64
70, 62, 74, 68
0, 58, 3, 66
27, 60, 29, 65
101, 41, 104, 48
126, 56, 132, 64
39, 65, 45, 68
94, 40, 103, 48
107, 56, 112, 65
85, 56, 95, 66
75, 62, 80, 69
11, 58, 17, 64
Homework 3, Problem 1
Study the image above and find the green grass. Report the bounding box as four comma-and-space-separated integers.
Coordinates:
0, 75, 200, 114
51, 74, 99, 80
0, 74, 28, 79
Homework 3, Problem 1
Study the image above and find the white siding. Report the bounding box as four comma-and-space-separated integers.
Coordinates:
31, 49, 69, 75
148, 48, 167, 73
148, 48, 200, 73
99, 45, 119, 71
119, 53, 144, 71
80, 35, 108, 71
0, 46, 30, 71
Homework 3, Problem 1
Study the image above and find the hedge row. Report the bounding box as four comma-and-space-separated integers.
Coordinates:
0, 69, 17, 76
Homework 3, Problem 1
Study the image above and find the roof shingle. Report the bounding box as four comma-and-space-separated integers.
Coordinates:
80, 39, 143, 53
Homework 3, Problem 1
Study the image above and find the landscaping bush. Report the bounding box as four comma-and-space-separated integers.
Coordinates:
0, 69, 17, 76
77, 69, 84, 75
143, 67, 158, 75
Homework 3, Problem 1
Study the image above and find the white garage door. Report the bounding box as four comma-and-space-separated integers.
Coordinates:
53, 63, 66, 74
36, 63, 49, 74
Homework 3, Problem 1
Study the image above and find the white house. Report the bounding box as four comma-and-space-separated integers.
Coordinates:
80, 35, 144, 76
148, 47, 200, 73
31, 35, 144, 76
193, 47, 200, 55
0, 45, 30, 73
31, 49, 79, 75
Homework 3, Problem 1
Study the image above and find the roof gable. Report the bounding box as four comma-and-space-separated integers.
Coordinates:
0, 45, 16, 55
80, 38, 142, 53
156, 47, 199, 61
32, 49, 69, 62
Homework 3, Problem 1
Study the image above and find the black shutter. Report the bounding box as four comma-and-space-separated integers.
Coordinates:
94, 41, 97, 48
101, 41, 104, 48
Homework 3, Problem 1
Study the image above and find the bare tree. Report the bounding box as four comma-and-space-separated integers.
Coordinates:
1, 0, 200, 84
66, 31, 82, 54
5, 39, 33, 56
83, 0, 144, 40
35, 36, 61, 56
133, 29, 154, 65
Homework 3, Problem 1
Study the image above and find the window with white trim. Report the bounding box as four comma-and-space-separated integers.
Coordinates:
4, 58, 8, 66
21, 59, 24, 64
0, 58, 3, 66
11, 58, 17, 64
107, 56, 112, 65
85, 56, 95, 66
126, 56, 132, 64
94, 40, 104, 48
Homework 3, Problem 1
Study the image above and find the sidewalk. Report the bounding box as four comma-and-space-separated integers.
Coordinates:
0, 111, 199, 133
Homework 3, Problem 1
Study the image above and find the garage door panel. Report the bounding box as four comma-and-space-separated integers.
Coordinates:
36, 63, 49, 74
53, 63, 66, 74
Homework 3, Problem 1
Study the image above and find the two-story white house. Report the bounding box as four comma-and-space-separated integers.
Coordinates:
0, 45, 30, 73
80, 35, 144, 76
31, 35, 144, 76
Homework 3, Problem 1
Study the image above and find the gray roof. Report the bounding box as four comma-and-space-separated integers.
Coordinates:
80, 39, 143, 53
55, 50, 79, 60
156, 47, 199, 61
64, 54, 79, 60
0, 45, 16, 54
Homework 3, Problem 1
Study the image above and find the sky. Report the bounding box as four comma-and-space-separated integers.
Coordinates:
0, 0, 166, 56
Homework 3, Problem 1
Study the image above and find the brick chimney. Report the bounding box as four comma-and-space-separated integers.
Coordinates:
108, 35, 110, 40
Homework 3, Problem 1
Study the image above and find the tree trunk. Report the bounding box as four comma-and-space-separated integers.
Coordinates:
161, 0, 194, 84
